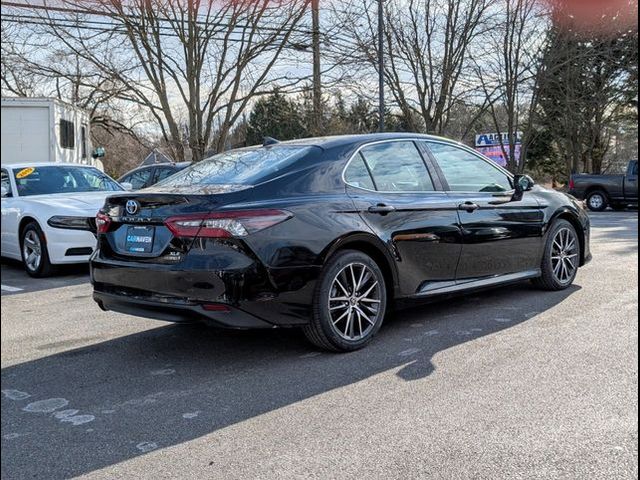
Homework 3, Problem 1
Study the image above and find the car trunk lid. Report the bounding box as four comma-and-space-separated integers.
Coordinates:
98, 186, 251, 261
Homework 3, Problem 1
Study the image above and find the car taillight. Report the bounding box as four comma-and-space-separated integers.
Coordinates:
164, 210, 292, 238
95, 213, 111, 234
569, 178, 575, 190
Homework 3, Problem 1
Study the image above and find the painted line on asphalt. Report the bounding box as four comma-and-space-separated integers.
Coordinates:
1, 284, 23, 292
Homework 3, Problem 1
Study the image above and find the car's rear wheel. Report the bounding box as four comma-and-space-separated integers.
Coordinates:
532, 220, 580, 291
21, 222, 54, 278
303, 250, 387, 352
586, 190, 608, 212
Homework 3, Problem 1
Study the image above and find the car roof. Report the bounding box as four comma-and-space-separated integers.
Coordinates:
119, 162, 190, 177
274, 133, 464, 150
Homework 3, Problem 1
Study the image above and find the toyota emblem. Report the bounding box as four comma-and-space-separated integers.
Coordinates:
125, 200, 140, 215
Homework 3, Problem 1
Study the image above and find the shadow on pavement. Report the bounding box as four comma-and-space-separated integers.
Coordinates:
1, 282, 580, 479
0, 258, 89, 294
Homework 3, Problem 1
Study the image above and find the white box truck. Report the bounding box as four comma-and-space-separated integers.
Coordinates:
1, 97, 103, 170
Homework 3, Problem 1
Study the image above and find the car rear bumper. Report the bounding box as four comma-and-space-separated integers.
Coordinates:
90, 250, 320, 327
92, 290, 275, 329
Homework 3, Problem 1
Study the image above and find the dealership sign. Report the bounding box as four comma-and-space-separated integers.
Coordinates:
475, 132, 523, 167
475, 132, 523, 147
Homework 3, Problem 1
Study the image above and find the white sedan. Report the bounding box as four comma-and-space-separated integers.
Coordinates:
1, 163, 127, 277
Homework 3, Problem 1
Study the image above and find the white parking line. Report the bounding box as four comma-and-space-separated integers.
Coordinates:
1, 284, 23, 293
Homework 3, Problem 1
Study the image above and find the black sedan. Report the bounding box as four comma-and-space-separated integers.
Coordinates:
91, 134, 591, 351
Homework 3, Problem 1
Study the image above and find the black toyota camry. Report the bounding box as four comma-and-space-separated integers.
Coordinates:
91, 133, 591, 351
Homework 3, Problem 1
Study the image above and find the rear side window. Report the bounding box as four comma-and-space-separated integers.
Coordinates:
633, 162, 638, 176
153, 167, 176, 184
426, 142, 512, 193
359, 141, 434, 192
344, 155, 375, 190
123, 168, 153, 189
158, 146, 312, 187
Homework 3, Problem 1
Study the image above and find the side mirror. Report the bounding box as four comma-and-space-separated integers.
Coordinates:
121, 182, 133, 191
92, 147, 106, 159
0, 186, 8, 198
512, 174, 534, 201
514, 174, 535, 192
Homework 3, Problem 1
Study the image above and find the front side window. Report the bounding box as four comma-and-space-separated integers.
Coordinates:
1, 169, 12, 197
158, 146, 312, 187
13, 166, 121, 196
358, 141, 434, 192
426, 142, 512, 193
60, 119, 75, 149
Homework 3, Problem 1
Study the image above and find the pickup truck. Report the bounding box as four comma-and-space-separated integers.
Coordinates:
569, 160, 638, 211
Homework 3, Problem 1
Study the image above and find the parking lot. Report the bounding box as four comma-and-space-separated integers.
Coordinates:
1, 211, 637, 479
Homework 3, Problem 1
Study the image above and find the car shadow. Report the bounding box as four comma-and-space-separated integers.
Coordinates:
1, 283, 580, 479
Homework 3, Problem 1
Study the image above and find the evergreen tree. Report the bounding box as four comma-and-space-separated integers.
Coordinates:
246, 89, 308, 145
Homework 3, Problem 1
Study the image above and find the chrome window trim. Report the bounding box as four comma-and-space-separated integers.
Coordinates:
341, 138, 444, 194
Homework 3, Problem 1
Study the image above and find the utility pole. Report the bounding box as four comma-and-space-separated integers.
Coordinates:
377, 0, 385, 133
311, 0, 322, 135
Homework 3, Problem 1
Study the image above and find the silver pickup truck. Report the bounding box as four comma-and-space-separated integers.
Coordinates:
569, 160, 638, 211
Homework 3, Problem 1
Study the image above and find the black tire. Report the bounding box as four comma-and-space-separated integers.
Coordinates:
586, 190, 608, 212
303, 250, 387, 352
532, 219, 580, 291
20, 222, 54, 278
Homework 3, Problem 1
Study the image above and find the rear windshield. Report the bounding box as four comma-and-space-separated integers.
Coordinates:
157, 146, 312, 187
13, 165, 122, 196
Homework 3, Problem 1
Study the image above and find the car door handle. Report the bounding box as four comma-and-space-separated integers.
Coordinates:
368, 204, 396, 214
458, 202, 480, 213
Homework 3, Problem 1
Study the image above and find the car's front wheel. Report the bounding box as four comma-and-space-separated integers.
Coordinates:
304, 250, 387, 352
21, 222, 54, 278
532, 220, 580, 291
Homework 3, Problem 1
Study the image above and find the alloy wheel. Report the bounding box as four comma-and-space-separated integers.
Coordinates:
23, 230, 42, 272
551, 227, 578, 285
327, 262, 382, 341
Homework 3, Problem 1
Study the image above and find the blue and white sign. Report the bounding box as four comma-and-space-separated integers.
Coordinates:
475, 132, 523, 147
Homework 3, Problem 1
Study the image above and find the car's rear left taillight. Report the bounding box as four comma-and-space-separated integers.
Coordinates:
164, 209, 292, 238
568, 178, 575, 190
95, 213, 111, 234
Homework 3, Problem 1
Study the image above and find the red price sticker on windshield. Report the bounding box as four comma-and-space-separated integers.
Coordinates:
16, 167, 35, 179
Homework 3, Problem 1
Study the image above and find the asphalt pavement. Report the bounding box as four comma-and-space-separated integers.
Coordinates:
1, 211, 638, 479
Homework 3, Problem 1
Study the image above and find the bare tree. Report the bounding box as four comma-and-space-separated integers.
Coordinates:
1, 22, 40, 97
3, 0, 311, 161
334, 0, 493, 135
473, 0, 546, 172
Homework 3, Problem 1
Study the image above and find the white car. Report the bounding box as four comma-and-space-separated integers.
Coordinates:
1, 163, 127, 277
